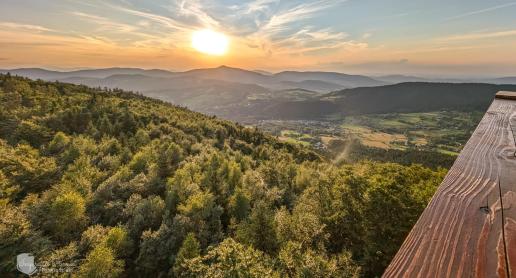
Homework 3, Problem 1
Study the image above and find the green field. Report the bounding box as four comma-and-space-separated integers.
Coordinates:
256, 110, 484, 160
341, 111, 484, 154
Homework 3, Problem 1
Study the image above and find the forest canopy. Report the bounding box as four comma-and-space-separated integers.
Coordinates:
0, 74, 446, 277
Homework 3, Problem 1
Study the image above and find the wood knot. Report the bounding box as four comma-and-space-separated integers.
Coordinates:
479, 206, 490, 214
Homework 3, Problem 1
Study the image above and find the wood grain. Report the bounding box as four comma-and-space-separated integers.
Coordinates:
496, 91, 516, 101
384, 92, 516, 277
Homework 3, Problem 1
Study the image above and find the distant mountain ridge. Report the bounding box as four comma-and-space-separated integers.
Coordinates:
0, 65, 386, 92
3, 66, 515, 93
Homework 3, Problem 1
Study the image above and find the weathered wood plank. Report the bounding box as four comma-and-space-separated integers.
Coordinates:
496, 91, 516, 101
384, 92, 516, 277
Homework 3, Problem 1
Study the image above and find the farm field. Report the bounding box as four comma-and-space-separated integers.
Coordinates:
340, 111, 484, 154
254, 110, 484, 167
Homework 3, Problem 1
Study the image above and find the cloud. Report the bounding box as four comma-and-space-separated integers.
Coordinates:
71, 12, 136, 33
436, 29, 516, 42
171, 0, 220, 28
70, 11, 161, 44
270, 27, 357, 55
107, 4, 192, 32
259, 0, 346, 35
444, 2, 516, 21
243, 0, 358, 56
243, 0, 280, 14
0, 22, 53, 32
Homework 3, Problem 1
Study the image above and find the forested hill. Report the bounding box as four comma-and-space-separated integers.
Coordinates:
326, 82, 516, 113
0, 74, 446, 277
253, 82, 516, 120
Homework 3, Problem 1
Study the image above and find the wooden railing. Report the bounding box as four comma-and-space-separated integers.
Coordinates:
384, 91, 516, 277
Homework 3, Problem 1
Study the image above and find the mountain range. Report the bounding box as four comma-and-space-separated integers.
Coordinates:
0, 66, 387, 93
2, 66, 516, 121
3, 66, 515, 89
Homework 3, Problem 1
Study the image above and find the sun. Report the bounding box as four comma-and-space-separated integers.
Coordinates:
191, 29, 229, 56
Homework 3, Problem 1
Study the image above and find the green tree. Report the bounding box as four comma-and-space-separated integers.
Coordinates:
47, 131, 70, 155
278, 241, 360, 278
229, 189, 250, 222
173, 232, 200, 277
181, 238, 279, 277
47, 190, 88, 241
0, 141, 57, 199
177, 191, 224, 248
103, 226, 132, 258
12, 120, 52, 147
80, 225, 110, 253
0, 171, 16, 204
78, 245, 124, 278
236, 201, 278, 254
124, 195, 165, 238
157, 142, 183, 178
0, 204, 30, 272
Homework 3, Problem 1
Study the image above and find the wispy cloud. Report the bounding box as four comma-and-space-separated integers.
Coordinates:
70, 11, 165, 47
272, 27, 350, 52
436, 29, 516, 42
243, 0, 280, 14
71, 12, 137, 33
244, 0, 356, 56
260, 0, 346, 34
444, 2, 516, 21
107, 4, 192, 32
0, 22, 53, 32
170, 0, 220, 28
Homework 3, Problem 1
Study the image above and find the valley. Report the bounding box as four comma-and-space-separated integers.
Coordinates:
253, 110, 483, 168
3, 67, 513, 169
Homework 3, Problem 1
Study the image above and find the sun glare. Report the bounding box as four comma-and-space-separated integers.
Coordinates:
191, 29, 229, 56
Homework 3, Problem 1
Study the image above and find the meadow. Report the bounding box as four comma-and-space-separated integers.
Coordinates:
256, 110, 484, 168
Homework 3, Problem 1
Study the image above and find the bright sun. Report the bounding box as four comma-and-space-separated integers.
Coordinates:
191, 29, 229, 56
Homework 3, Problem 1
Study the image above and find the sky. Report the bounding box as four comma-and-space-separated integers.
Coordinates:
1, 0, 516, 77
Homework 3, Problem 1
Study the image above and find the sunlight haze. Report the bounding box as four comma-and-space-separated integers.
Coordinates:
191, 30, 229, 56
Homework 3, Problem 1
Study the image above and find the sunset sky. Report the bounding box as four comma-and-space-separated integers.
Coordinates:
1, 0, 516, 77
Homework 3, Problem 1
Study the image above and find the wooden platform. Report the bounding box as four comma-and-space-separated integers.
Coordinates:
497, 91, 516, 101
384, 92, 516, 277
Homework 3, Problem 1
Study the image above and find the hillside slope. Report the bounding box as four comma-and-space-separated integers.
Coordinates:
249, 82, 516, 120
0, 75, 445, 277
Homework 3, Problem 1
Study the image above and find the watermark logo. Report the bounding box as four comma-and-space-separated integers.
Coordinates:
17, 253, 37, 276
